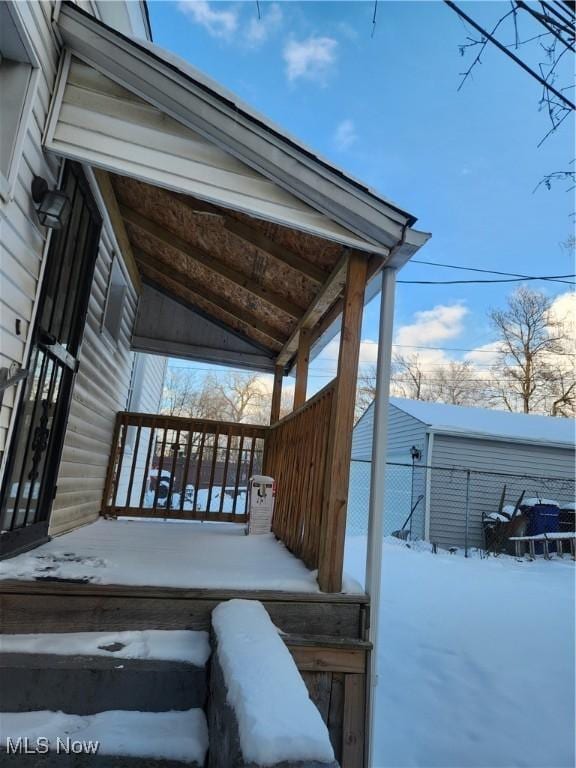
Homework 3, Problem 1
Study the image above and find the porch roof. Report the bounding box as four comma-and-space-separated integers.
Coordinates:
46, 2, 430, 371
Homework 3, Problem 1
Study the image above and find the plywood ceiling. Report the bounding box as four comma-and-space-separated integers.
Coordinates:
110, 173, 368, 365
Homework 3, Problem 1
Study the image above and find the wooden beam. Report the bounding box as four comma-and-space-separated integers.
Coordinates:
120, 205, 303, 319
175, 192, 331, 284
276, 250, 349, 368
134, 248, 286, 347
224, 218, 328, 284
93, 170, 141, 292
318, 252, 368, 593
293, 328, 311, 409
270, 364, 283, 424
310, 253, 385, 349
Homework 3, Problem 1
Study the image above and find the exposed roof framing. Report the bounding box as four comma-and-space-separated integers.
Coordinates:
120, 205, 304, 319
134, 248, 287, 348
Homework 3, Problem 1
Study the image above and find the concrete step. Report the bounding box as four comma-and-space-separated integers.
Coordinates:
0, 708, 208, 767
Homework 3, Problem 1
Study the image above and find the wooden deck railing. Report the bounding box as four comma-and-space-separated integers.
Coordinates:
263, 380, 336, 570
102, 412, 267, 522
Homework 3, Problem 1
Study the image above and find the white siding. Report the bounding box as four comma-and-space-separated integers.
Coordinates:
352, 402, 428, 462
348, 403, 428, 537
428, 434, 576, 550
49, 226, 138, 536
45, 56, 383, 253
0, 0, 61, 466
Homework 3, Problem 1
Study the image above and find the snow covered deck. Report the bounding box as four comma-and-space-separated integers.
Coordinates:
0, 518, 362, 594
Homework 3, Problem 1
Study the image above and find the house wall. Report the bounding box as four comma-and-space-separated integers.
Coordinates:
428, 433, 576, 550
0, 0, 61, 468
49, 223, 139, 536
0, 0, 154, 534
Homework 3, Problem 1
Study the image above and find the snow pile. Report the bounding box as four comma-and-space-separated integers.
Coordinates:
0, 709, 208, 762
212, 599, 335, 766
522, 497, 559, 507
345, 536, 575, 767
0, 629, 210, 666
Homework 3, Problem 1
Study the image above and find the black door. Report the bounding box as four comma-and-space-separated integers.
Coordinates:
0, 162, 102, 557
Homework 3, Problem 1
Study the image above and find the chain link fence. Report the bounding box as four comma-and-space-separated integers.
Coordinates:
347, 460, 575, 551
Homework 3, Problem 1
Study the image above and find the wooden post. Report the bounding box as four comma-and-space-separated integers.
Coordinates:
293, 328, 311, 409
318, 252, 368, 593
270, 364, 283, 424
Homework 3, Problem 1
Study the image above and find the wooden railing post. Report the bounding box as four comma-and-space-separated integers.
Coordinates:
318, 252, 368, 592
270, 364, 283, 424
293, 328, 311, 410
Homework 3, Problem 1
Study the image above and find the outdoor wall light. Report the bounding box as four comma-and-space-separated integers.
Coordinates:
410, 445, 422, 462
31, 176, 71, 229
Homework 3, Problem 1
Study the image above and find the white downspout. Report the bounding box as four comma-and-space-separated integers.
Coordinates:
365, 266, 396, 768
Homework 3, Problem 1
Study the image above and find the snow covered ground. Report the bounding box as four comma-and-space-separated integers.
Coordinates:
344, 536, 575, 768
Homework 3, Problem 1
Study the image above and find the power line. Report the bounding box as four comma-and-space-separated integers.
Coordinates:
410, 259, 576, 286
398, 274, 576, 285
444, 1, 576, 111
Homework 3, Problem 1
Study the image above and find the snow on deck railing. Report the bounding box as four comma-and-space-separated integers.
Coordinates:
212, 599, 336, 766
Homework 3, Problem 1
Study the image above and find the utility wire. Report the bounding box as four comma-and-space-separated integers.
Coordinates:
410, 259, 576, 286
398, 274, 575, 285
444, 1, 576, 110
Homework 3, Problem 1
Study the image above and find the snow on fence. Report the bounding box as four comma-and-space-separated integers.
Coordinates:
103, 412, 266, 522
347, 460, 575, 550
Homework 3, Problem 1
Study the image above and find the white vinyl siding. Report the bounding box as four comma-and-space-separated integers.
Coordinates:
0, 0, 60, 468
45, 55, 382, 252
50, 226, 138, 536
352, 402, 427, 463
349, 403, 428, 537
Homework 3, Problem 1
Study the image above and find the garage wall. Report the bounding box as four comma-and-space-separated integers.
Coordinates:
428, 434, 575, 550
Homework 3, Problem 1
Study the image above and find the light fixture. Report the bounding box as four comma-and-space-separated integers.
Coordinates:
31, 176, 71, 230
410, 445, 421, 462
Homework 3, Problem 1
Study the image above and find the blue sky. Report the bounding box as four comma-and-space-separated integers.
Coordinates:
148, 1, 574, 393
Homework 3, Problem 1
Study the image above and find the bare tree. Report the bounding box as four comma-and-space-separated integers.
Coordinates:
430, 360, 481, 406
489, 286, 571, 414
391, 353, 432, 401
207, 372, 270, 424
356, 364, 377, 421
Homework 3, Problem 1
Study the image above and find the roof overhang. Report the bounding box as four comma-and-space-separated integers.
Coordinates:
427, 427, 575, 451
44, 2, 430, 373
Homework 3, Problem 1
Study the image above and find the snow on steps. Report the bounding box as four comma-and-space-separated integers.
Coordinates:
0, 630, 211, 714
0, 709, 208, 766
209, 599, 337, 768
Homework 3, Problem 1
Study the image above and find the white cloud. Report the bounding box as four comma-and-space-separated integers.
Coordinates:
245, 3, 282, 47
333, 119, 357, 151
283, 36, 338, 83
464, 341, 501, 367
395, 304, 468, 348
178, 1, 238, 38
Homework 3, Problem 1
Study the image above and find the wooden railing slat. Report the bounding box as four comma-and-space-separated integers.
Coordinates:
264, 379, 337, 572
102, 413, 264, 524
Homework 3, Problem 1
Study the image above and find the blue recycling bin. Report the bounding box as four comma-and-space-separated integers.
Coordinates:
523, 502, 560, 553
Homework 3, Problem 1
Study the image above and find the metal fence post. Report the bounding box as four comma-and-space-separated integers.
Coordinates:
464, 469, 471, 557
